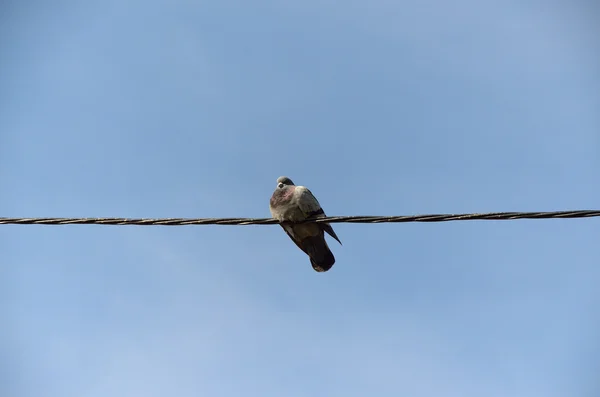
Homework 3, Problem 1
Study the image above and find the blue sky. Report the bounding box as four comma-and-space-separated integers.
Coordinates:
1, 1, 599, 396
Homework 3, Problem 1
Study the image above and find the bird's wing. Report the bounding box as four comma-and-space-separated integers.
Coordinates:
296, 186, 323, 217
280, 224, 310, 255
296, 186, 342, 245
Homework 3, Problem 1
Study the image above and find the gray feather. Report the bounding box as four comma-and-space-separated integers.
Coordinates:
269, 176, 341, 272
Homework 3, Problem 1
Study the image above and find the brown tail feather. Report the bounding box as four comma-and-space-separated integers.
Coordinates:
301, 235, 335, 272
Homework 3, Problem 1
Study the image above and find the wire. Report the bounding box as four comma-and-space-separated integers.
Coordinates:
0, 210, 598, 226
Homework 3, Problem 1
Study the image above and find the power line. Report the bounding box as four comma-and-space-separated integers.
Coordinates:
0, 210, 598, 226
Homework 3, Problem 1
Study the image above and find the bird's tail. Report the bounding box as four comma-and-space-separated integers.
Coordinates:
301, 235, 335, 272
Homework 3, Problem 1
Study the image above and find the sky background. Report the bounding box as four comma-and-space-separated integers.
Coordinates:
1, 1, 599, 396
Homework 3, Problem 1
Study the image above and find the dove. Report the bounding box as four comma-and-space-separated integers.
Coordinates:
269, 176, 342, 272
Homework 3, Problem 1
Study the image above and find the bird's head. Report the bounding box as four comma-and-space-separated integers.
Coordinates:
276, 176, 295, 189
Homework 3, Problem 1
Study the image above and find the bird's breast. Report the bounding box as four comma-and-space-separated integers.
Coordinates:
271, 205, 304, 222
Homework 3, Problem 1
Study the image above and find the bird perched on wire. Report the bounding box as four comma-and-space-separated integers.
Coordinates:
269, 176, 342, 272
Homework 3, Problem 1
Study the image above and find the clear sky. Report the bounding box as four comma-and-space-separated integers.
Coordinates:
1, 1, 599, 396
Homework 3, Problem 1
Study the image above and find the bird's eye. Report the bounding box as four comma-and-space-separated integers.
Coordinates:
278, 182, 284, 188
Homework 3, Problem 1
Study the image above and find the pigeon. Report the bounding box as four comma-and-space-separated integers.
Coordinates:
269, 176, 342, 272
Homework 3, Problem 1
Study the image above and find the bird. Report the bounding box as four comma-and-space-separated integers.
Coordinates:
269, 176, 342, 272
